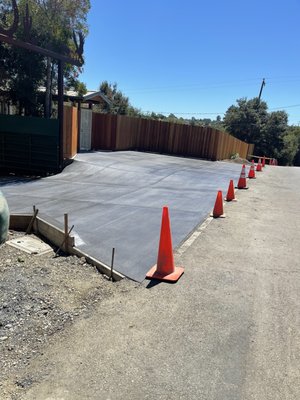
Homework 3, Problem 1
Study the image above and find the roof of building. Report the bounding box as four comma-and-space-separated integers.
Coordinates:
0, 86, 112, 107
83, 91, 112, 105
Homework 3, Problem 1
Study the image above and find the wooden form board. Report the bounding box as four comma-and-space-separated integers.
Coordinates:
9, 214, 124, 281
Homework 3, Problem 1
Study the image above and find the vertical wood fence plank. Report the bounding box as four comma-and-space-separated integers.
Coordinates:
89, 114, 253, 161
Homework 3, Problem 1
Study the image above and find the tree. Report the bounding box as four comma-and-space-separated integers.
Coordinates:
98, 81, 141, 116
34, 0, 90, 117
223, 97, 268, 146
280, 126, 300, 166
0, 4, 46, 116
223, 97, 288, 159
262, 111, 288, 157
74, 81, 87, 97
294, 130, 300, 166
210, 116, 225, 131
98, 81, 129, 114
0, 0, 90, 117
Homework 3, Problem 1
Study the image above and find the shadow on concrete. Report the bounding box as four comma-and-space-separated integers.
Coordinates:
0, 175, 41, 187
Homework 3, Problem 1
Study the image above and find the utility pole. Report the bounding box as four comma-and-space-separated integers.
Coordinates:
258, 78, 266, 100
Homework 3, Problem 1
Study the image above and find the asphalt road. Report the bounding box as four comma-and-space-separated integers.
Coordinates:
15, 164, 300, 400
1, 151, 242, 281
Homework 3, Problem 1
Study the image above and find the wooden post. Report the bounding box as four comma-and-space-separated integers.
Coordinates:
58, 60, 64, 170
54, 224, 74, 257
33, 205, 38, 233
26, 207, 39, 235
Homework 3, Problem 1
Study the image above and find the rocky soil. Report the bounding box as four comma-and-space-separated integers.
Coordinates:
0, 230, 124, 399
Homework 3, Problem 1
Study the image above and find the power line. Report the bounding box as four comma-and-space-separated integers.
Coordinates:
125, 79, 263, 94
141, 103, 300, 117
269, 104, 300, 110
141, 111, 225, 116
123, 75, 300, 95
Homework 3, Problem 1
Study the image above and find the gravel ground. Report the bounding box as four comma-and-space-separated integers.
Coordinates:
0, 231, 125, 399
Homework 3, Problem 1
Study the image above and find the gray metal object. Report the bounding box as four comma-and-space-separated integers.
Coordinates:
0, 190, 9, 244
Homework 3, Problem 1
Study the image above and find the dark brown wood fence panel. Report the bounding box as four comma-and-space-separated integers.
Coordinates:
115, 115, 140, 150
90, 114, 253, 161
92, 113, 117, 150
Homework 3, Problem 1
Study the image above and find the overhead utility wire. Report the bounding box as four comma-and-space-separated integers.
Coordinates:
124, 76, 300, 95
141, 103, 300, 117
141, 111, 225, 116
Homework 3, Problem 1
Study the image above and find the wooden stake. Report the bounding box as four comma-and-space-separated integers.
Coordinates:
54, 224, 74, 257
26, 207, 39, 234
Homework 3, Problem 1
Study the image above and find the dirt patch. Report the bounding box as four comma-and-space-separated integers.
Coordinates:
0, 231, 124, 398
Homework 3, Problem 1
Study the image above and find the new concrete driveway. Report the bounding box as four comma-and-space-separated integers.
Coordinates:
1, 151, 243, 281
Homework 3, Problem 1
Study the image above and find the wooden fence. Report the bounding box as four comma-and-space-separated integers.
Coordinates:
91, 114, 253, 161
63, 106, 78, 159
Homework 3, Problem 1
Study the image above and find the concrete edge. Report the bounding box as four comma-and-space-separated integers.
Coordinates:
176, 181, 241, 256
9, 213, 124, 282
176, 214, 213, 257
70, 247, 124, 282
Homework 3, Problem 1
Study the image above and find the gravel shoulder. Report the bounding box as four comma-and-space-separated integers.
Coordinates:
0, 233, 125, 398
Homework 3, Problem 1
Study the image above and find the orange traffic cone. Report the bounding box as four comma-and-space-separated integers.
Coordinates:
236, 164, 249, 189
248, 161, 256, 179
146, 206, 184, 282
210, 190, 226, 217
262, 156, 266, 168
256, 158, 262, 171
225, 180, 237, 202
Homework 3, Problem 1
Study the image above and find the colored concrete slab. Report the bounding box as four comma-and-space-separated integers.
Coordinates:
1, 151, 243, 281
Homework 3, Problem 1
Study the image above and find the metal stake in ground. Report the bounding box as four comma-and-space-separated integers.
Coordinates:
64, 213, 69, 253
111, 248, 115, 281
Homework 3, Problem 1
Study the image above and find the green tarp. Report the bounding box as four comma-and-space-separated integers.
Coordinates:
0, 190, 9, 244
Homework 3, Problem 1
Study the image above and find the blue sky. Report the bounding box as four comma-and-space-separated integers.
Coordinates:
80, 0, 300, 125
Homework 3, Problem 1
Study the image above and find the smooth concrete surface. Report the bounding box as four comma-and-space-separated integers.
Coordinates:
1, 151, 243, 281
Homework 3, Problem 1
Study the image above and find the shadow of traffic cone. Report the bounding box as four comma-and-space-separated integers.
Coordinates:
236, 164, 249, 189
248, 161, 256, 179
256, 158, 262, 171
225, 180, 237, 202
146, 206, 184, 282
210, 190, 226, 217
